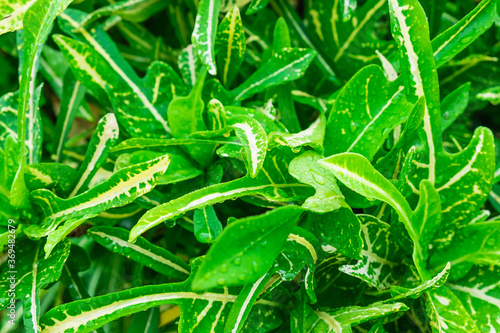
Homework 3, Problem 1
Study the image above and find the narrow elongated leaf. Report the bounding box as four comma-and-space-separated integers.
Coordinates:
194, 205, 223, 244
191, 205, 303, 291
56, 11, 173, 137
28, 154, 170, 237
432, 0, 496, 68
129, 150, 313, 241
215, 6, 246, 88
178, 45, 202, 89
0, 0, 37, 35
223, 273, 273, 333
192, 0, 221, 75
441, 82, 470, 132
231, 48, 316, 101
68, 113, 119, 197
55, 71, 86, 163
40, 258, 282, 333
390, 263, 450, 300
269, 114, 326, 152
325, 65, 411, 160
228, 116, 268, 178
88, 226, 190, 279
78, 0, 168, 27
388, 0, 441, 185
476, 86, 500, 105
302, 302, 408, 332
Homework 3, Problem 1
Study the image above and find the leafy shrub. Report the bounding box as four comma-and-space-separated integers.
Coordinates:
0, 0, 499, 332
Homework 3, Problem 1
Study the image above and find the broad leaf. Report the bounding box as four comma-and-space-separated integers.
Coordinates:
191, 205, 303, 291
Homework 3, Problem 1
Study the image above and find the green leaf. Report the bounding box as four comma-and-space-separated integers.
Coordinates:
476, 86, 500, 105
246, 0, 270, 15
429, 221, 500, 279
129, 149, 312, 241
324, 65, 412, 160
25, 162, 77, 194
28, 154, 171, 237
0, 91, 19, 143
78, 0, 168, 27
193, 205, 223, 244
178, 45, 203, 89
191, 205, 303, 291
446, 265, 500, 332
289, 151, 345, 213
425, 286, 480, 333
227, 116, 268, 178
215, 6, 246, 88
192, 0, 222, 75
269, 113, 326, 152
441, 82, 471, 132
0, 238, 70, 309
223, 273, 273, 333
388, 0, 441, 184
301, 302, 408, 332
39, 258, 282, 333
55, 12, 173, 137
342, 0, 357, 21
320, 153, 441, 278
389, 263, 450, 300
231, 48, 316, 101
432, 0, 496, 68
88, 226, 190, 279
55, 71, 86, 163
67, 113, 119, 197
339, 215, 402, 290
301, 208, 363, 260
0, 0, 36, 35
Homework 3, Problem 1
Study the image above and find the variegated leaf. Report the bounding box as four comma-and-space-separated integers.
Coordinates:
269, 113, 326, 152
425, 286, 480, 333
0, 0, 37, 35
429, 221, 500, 280
324, 65, 412, 161
192, 0, 221, 75
39, 258, 283, 333
88, 226, 190, 279
56, 11, 173, 137
231, 48, 316, 101
289, 151, 345, 213
55, 71, 86, 163
67, 113, 119, 197
339, 215, 402, 290
215, 6, 245, 88
27, 154, 171, 237
432, 0, 496, 68
446, 265, 500, 332
301, 302, 408, 333
129, 149, 314, 242
178, 44, 203, 89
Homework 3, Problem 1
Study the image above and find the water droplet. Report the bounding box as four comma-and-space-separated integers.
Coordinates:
233, 258, 241, 266
220, 264, 228, 273
252, 261, 260, 272
238, 274, 246, 281
204, 273, 212, 279
311, 170, 325, 185
487, 238, 496, 246
217, 277, 226, 285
